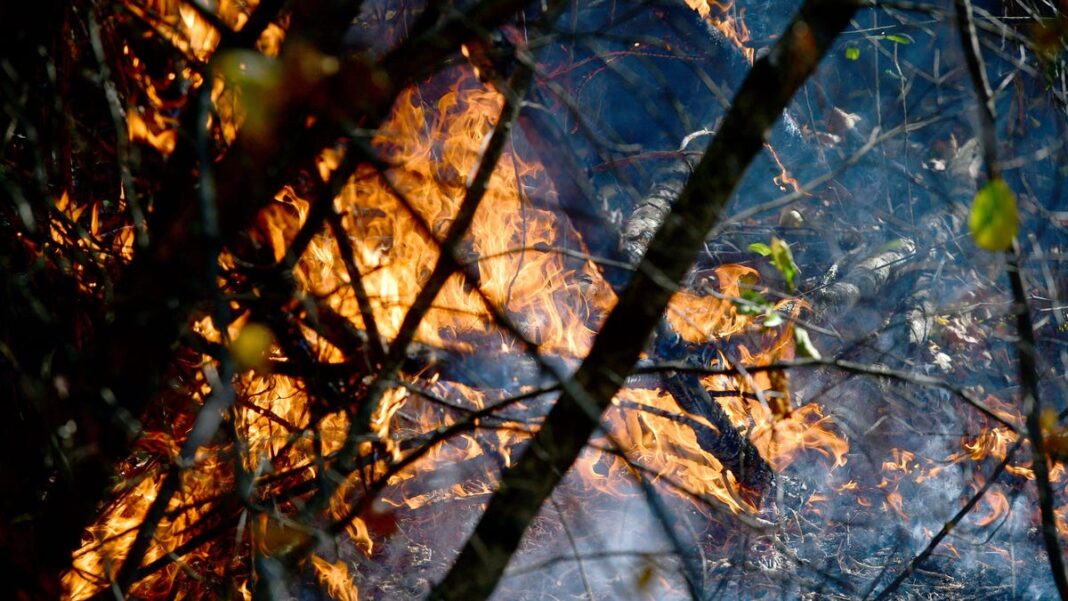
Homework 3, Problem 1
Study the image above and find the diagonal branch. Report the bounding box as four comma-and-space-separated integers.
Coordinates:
427, 0, 859, 598
869, 439, 1024, 600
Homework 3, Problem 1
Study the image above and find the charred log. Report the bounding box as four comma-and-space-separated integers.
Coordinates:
663, 373, 773, 502
811, 238, 917, 319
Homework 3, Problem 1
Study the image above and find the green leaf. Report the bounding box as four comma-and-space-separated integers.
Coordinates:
770, 237, 799, 293
969, 178, 1019, 251
884, 33, 913, 44
794, 326, 822, 359
748, 242, 772, 256
845, 47, 861, 60
735, 289, 771, 315
763, 310, 784, 328
876, 238, 908, 253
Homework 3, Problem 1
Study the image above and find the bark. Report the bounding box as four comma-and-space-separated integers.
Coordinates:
811, 239, 917, 318
620, 157, 699, 263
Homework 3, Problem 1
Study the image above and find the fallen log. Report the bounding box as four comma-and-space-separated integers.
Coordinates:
811, 238, 918, 319
664, 373, 773, 502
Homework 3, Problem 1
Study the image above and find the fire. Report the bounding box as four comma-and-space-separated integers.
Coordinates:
666, 264, 759, 343
312, 555, 360, 601
768, 145, 805, 194
21, 0, 1068, 597
288, 71, 617, 355
703, 337, 848, 472
62, 4, 855, 598
684, 0, 756, 63
127, 110, 177, 155
128, 0, 248, 60
974, 482, 1009, 528
66, 477, 162, 600
601, 388, 754, 512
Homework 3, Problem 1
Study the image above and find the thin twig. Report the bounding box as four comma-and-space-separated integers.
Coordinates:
327, 210, 386, 366
869, 439, 1024, 600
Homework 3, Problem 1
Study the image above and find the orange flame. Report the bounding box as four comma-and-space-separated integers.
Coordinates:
684, 0, 756, 63
64, 5, 856, 595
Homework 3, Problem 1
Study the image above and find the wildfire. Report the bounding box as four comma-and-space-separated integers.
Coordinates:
297, 73, 616, 355
61, 2, 855, 599
684, 0, 756, 63
683, 0, 805, 196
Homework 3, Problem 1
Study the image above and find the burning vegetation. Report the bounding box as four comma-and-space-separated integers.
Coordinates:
2, 0, 1068, 599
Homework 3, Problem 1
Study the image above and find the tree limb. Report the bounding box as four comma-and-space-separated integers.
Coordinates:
427, 1, 858, 597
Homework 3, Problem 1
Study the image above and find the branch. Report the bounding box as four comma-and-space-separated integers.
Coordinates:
327, 210, 386, 366
955, 0, 1068, 594
869, 439, 1024, 600
427, 1, 858, 597
635, 357, 1021, 434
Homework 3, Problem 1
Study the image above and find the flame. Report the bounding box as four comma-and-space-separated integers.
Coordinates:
704, 338, 848, 473
599, 388, 754, 513
666, 264, 759, 342
128, 0, 250, 61
48, 1, 1068, 598
120, 0, 285, 158
883, 491, 907, 520
974, 482, 1009, 528
296, 71, 616, 355
768, 145, 804, 194
128, 110, 177, 155
684, 0, 755, 63
64, 7, 855, 595
311, 556, 359, 601
65, 477, 162, 599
